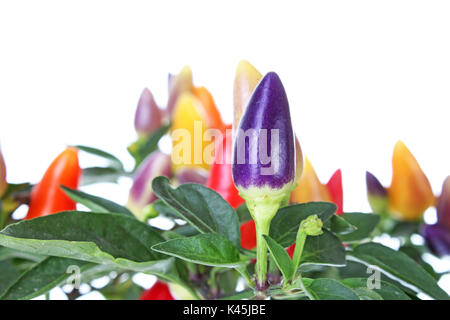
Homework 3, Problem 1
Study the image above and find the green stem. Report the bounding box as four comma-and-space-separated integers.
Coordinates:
290, 230, 307, 281
254, 217, 271, 293
240, 186, 290, 298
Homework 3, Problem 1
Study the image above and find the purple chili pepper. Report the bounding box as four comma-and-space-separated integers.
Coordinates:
134, 88, 163, 138
232, 72, 296, 192
423, 176, 450, 256
366, 171, 389, 215
127, 151, 172, 220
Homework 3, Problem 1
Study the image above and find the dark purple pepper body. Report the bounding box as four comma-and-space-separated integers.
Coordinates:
232, 72, 295, 190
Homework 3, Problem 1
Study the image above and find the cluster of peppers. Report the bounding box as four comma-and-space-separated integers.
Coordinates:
0, 61, 449, 299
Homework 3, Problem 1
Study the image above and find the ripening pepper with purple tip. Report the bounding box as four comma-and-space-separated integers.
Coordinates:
422, 176, 450, 256
134, 88, 163, 138
127, 151, 172, 220
366, 141, 435, 221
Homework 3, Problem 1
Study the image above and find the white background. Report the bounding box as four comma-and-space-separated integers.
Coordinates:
0, 0, 449, 296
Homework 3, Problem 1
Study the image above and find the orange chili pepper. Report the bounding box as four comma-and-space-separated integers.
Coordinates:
26, 147, 82, 219
387, 141, 434, 221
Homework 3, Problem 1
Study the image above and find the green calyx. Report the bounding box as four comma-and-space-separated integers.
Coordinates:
239, 183, 293, 223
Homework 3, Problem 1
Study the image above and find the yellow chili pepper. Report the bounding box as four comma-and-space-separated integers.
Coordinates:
171, 87, 224, 173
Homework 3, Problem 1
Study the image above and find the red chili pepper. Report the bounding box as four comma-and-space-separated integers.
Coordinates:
205, 125, 248, 247
286, 243, 296, 259
26, 147, 82, 219
240, 220, 257, 250
326, 169, 343, 215
139, 281, 174, 300
206, 125, 244, 210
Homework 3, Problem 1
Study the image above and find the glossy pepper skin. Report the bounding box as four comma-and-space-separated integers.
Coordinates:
139, 281, 174, 300
170, 87, 224, 173
233, 60, 262, 136
206, 125, 244, 209
134, 88, 163, 138
127, 151, 172, 220
0, 147, 6, 197
388, 141, 435, 221
26, 147, 82, 219
423, 176, 450, 256
232, 72, 296, 193
290, 157, 343, 215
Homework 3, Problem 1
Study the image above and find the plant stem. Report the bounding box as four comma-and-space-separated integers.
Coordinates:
290, 230, 307, 281
241, 188, 288, 298
253, 215, 272, 298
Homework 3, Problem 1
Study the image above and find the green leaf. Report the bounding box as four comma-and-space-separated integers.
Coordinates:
301, 229, 346, 267
399, 245, 439, 280
75, 145, 124, 170
326, 215, 357, 234
152, 233, 243, 267
216, 270, 239, 295
340, 278, 411, 300
169, 225, 199, 238
302, 278, 359, 300
348, 243, 449, 300
219, 290, 254, 300
152, 176, 241, 247
0, 211, 181, 282
270, 202, 337, 247
351, 287, 383, 300
0, 257, 94, 300
263, 235, 293, 280
81, 167, 125, 186
0, 247, 44, 262
338, 213, 380, 242
61, 186, 134, 217
130, 123, 170, 167
0, 260, 20, 296
152, 200, 180, 219
236, 204, 252, 223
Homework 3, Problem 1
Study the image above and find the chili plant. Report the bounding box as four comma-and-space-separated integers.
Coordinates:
0, 63, 448, 300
